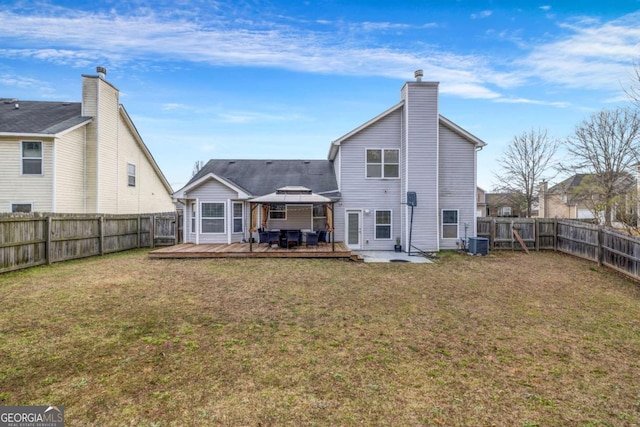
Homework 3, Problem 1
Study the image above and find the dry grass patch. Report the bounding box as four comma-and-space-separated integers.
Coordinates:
1, 250, 639, 426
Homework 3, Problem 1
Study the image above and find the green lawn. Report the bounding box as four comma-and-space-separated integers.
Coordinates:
1, 250, 639, 426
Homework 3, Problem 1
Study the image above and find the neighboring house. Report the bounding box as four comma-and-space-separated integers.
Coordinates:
539, 173, 636, 225
173, 71, 486, 252
485, 192, 525, 217
0, 67, 174, 214
476, 187, 487, 217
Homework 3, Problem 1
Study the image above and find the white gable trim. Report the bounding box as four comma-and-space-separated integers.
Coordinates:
119, 105, 173, 194
175, 172, 251, 200
439, 115, 486, 148
328, 101, 405, 160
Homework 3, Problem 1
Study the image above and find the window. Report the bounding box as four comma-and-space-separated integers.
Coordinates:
127, 163, 136, 187
22, 141, 42, 175
366, 149, 399, 178
201, 202, 225, 233
11, 203, 32, 213
498, 206, 512, 216
269, 203, 286, 220
375, 210, 392, 239
442, 210, 458, 239
233, 202, 243, 233
190, 202, 196, 233
313, 204, 326, 231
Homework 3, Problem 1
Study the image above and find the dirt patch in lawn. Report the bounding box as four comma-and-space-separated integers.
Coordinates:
1, 250, 639, 426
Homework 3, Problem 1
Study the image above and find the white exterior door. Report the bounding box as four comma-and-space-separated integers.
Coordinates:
345, 210, 362, 250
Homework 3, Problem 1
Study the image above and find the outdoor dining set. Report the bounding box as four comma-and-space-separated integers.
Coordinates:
258, 229, 329, 248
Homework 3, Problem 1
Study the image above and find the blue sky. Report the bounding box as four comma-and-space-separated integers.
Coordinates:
1, 1, 640, 191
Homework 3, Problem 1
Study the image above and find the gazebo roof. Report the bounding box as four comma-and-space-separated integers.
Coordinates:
250, 186, 333, 204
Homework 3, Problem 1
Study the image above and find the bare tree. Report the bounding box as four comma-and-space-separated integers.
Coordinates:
493, 129, 559, 217
564, 107, 640, 226
624, 60, 640, 109
192, 160, 204, 177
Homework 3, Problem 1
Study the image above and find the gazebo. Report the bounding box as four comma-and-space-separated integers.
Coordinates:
248, 186, 336, 251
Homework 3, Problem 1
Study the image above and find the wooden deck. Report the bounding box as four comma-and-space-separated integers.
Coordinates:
149, 242, 363, 261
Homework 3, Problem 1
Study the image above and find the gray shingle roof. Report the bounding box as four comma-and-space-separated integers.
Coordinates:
188, 159, 339, 196
0, 100, 90, 134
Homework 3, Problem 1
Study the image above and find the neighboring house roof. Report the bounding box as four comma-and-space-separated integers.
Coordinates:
0, 100, 91, 136
179, 159, 339, 198
549, 173, 635, 195
485, 192, 520, 206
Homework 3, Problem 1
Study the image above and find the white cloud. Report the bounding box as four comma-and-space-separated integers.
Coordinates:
471, 10, 493, 19
520, 12, 640, 90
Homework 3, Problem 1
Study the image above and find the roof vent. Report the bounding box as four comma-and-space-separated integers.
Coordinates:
414, 69, 423, 82
266, 161, 273, 164
14, 103, 19, 109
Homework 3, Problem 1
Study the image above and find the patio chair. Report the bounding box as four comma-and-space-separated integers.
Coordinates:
259, 230, 269, 244
287, 230, 300, 248
318, 230, 327, 244
306, 232, 319, 247
268, 230, 280, 246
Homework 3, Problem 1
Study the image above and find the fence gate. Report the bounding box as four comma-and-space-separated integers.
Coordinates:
154, 215, 178, 246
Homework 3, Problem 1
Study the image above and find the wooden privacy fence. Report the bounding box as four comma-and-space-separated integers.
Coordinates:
0, 212, 178, 273
478, 217, 640, 281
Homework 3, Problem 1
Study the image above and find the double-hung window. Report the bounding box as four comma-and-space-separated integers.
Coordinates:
127, 163, 136, 187
366, 149, 399, 178
312, 204, 326, 231
375, 210, 392, 239
22, 141, 42, 175
269, 203, 286, 220
442, 210, 459, 239
201, 202, 225, 233
233, 202, 244, 233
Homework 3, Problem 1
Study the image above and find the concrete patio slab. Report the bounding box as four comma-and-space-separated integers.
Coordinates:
355, 251, 431, 263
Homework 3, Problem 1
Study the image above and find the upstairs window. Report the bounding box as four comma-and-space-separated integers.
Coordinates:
366, 149, 399, 178
127, 163, 136, 187
22, 141, 42, 175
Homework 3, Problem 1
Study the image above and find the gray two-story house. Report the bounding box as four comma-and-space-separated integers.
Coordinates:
173, 71, 486, 252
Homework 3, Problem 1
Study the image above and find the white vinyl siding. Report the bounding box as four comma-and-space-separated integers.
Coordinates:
54, 128, 86, 213
0, 138, 54, 212
438, 123, 478, 249
201, 202, 225, 234
22, 141, 43, 175
375, 210, 392, 240
233, 202, 243, 233
336, 108, 402, 250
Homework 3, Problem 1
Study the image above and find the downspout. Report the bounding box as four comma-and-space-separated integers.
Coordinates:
51, 140, 56, 212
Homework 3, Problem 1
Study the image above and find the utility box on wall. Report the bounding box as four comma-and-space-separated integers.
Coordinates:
468, 237, 489, 255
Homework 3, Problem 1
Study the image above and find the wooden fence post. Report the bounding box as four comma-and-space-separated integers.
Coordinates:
137, 215, 141, 249
150, 215, 156, 249
46, 216, 52, 265
99, 215, 104, 256
597, 228, 603, 266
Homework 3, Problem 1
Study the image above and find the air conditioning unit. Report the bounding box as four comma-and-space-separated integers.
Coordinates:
468, 237, 489, 255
